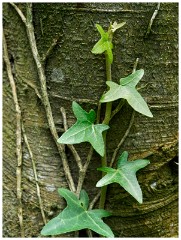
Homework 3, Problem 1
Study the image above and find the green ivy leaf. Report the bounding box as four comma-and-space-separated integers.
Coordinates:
41, 188, 114, 238
96, 151, 150, 203
100, 69, 153, 118
57, 102, 109, 156
91, 24, 113, 64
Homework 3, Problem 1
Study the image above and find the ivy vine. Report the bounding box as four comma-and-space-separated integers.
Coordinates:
41, 21, 152, 237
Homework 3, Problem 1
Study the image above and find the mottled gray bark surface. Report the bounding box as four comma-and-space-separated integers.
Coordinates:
3, 3, 178, 237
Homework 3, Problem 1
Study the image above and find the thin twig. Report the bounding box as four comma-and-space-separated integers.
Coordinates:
22, 123, 47, 225
89, 191, 101, 210
42, 37, 60, 63
137, 83, 149, 91
60, 107, 83, 170
22, 79, 42, 100
75, 102, 101, 196
30, 3, 75, 191
76, 147, 94, 196
86, 229, 93, 237
82, 102, 101, 206
11, 3, 76, 192
145, 3, 160, 38
67, 145, 82, 170
52, 93, 98, 105
110, 99, 125, 120
132, 57, 139, 73
59, 7, 144, 13
9, 2, 27, 24
87, 189, 101, 238
110, 110, 135, 167
3, 32, 25, 237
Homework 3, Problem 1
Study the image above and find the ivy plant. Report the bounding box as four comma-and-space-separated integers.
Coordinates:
41, 21, 153, 237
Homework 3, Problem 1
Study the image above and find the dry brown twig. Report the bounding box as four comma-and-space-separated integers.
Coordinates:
10, 2, 76, 192
60, 107, 83, 170
110, 110, 135, 167
3, 32, 25, 237
21, 124, 47, 225
60, 105, 95, 197
76, 102, 102, 197
60, 103, 101, 197
145, 3, 160, 38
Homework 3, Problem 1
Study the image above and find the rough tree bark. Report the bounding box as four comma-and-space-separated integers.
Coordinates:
3, 2, 178, 238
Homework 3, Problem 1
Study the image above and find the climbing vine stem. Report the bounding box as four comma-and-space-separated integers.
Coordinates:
99, 51, 113, 209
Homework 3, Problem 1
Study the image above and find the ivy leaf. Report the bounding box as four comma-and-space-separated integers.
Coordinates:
57, 102, 109, 156
96, 151, 150, 203
91, 24, 113, 64
100, 69, 153, 118
41, 188, 114, 238
111, 21, 126, 33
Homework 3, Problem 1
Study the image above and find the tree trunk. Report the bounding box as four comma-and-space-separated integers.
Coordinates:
3, 2, 178, 237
